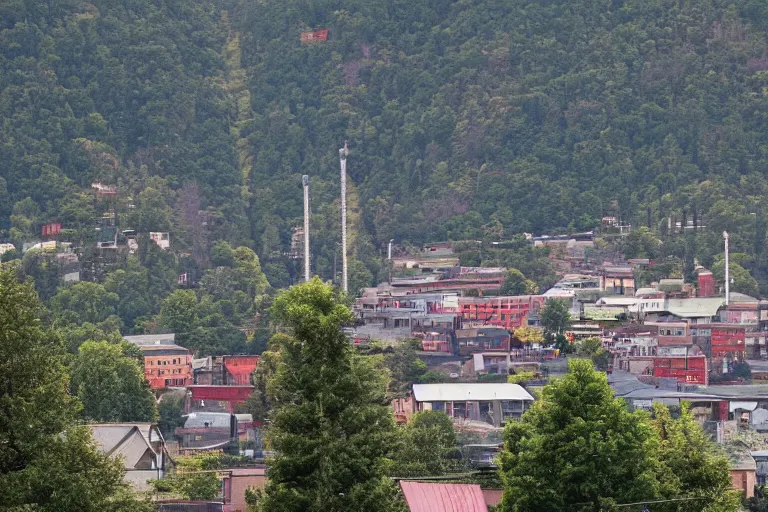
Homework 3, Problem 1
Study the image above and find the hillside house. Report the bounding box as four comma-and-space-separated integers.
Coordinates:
455, 327, 510, 356
406, 383, 534, 427
123, 334, 193, 389
89, 423, 170, 491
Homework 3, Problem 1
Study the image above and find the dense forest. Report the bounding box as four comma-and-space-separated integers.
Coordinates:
4, 0, 768, 344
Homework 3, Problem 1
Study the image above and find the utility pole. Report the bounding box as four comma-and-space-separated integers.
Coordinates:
339, 142, 349, 293
724, 231, 730, 305
302, 175, 310, 282
388, 239, 394, 260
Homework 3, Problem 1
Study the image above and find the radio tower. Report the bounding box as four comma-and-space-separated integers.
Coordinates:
340, 142, 349, 293
724, 231, 730, 305
302, 175, 310, 282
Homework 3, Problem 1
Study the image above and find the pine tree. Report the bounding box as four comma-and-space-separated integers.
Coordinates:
255, 278, 401, 512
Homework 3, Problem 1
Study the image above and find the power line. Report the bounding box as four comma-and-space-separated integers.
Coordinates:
614, 496, 710, 507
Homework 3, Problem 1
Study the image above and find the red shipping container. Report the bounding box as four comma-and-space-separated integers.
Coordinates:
301, 29, 329, 42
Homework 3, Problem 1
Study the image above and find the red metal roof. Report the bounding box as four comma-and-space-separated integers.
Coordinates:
399, 481, 488, 512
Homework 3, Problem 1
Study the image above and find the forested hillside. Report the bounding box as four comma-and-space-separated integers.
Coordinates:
229, 0, 768, 280
4, 0, 768, 338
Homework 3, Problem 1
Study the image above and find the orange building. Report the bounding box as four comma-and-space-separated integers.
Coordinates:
141, 345, 193, 389
456, 295, 546, 330
123, 334, 193, 390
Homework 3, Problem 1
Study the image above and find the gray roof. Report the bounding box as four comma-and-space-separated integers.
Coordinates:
726, 443, 756, 471
729, 292, 758, 303
665, 298, 724, 318
192, 357, 212, 371
610, 372, 768, 401
123, 334, 176, 346
693, 384, 768, 398
184, 412, 231, 428
609, 372, 720, 401
88, 423, 162, 470
182, 412, 253, 429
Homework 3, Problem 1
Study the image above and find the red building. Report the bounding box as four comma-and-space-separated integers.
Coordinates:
456, 295, 546, 330
711, 327, 746, 359
651, 355, 708, 385
123, 335, 194, 390
188, 385, 254, 412
698, 271, 715, 297
223, 355, 259, 385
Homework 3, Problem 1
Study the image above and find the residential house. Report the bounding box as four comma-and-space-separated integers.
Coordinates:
175, 412, 258, 454
455, 295, 546, 330
89, 423, 170, 492
614, 354, 708, 385
222, 468, 267, 512
406, 383, 534, 427
455, 327, 510, 356
123, 334, 193, 389
601, 265, 635, 296
728, 443, 756, 498
752, 450, 768, 486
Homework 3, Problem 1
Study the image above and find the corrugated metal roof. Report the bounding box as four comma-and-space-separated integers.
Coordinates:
666, 297, 724, 318
399, 481, 488, 512
184, 412, 231, 428
123, 334, 176, 345
412, 383, 533, 402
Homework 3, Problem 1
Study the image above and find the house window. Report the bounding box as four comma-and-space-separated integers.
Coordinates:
501, 401, 524, 421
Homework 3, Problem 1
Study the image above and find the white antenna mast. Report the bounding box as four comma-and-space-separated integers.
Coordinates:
302, 175, 310, 282
724, 231, 729, 305
340, 142, 349, 293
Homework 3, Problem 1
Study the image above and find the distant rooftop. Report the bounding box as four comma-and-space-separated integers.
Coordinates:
413, 383, 534, 402
123, 334, 176, 346
665, 297, 725, 318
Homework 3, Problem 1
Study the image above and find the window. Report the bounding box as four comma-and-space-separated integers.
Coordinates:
501, 401, 524, 420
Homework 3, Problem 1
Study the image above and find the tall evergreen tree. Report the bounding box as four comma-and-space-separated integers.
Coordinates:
500, 359, 663, 511
255, 278, 400, 512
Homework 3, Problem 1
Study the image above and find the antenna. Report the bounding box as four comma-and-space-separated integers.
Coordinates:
340, 142, 348, 293
724, 231, 729, 305
302, 175, 310, 282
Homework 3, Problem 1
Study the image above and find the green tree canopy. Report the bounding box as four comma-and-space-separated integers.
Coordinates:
500, 359, 663, 511
390, 410, 461, 478
69, 340, 157, 423
255, 278, 400, 512
540, 298, 571, 337
500, 269, 536, 296
500, 360, 740, 512
713, 259, 760, 297
650, 404, 741, 512
159, 289, 199, 333
0, 265, 152, 511
51, 282, 119, 326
